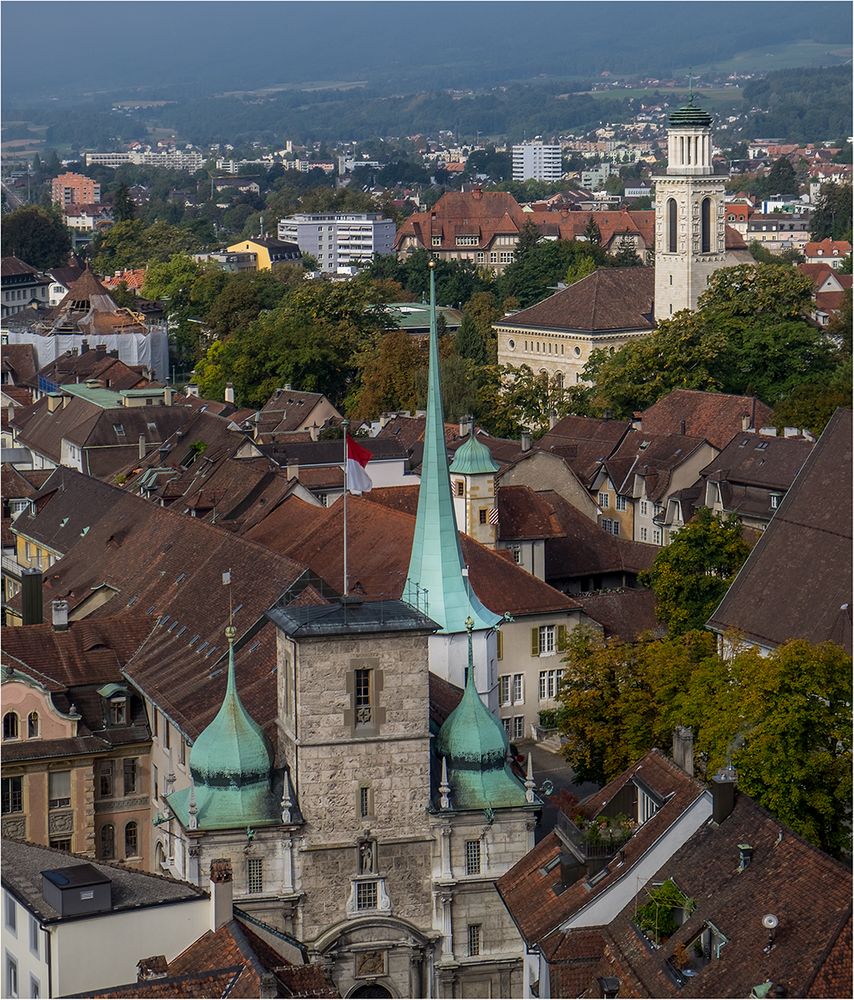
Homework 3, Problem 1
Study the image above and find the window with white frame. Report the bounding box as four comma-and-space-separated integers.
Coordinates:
6, 952, 18, 998
468, 924, 482, 957
770, 493, 781, 509
615, 495, 627, 511
29, 915, 39, 957
512, 545, 522, 564
513, 716, 525, 740
456, 235, 479, 246
499, 675, 511, 706
465, 839, 481, 875
432, 236, 442, 247
538, 625, 555, 656
48, 771, 70, 809
538, 669, 564, 700
640, 500, 649, 516
501, 717, 511, 736
247, 858, 263, 894
653, 528, 662, 545
30, 975, 39, 999
640, 526, 648, 541
4, 892, 16, 933
513, 674, 524, 704
637, 787, 659, 824
598, 492, 610, 509
356, 880, 378, 911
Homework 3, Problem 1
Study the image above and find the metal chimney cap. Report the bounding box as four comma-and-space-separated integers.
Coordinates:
762, 913, 779, 930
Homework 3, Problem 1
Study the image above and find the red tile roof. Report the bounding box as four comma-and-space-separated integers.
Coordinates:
638, 389, 774, 450
497, 485, 565, 541
244, 493, 580, 616
804, 239, 852, 258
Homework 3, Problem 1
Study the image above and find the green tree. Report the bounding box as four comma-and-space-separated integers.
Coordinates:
612, 237, 642, 266
639, 508, 751, 636
1, 205, 71, 269
690, 639, 852, 857
92, 219, 209, 272
764, 156, 799, 197
565, 254, 597, 285
514, 219, 543, 260
454, 313, 488, 364
460, 290, 502, 362
348, 330, 423, 419
112, 183, 136, 223
583, 216, 601, 245
497, 239, 608, 308
810, 183, 853, 242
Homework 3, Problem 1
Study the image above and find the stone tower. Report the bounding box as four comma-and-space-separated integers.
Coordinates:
653, 97, 728, 321
449, 432, 500, 549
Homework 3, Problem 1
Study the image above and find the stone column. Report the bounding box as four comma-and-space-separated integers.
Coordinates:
282, 835, 294, 893
440, 894, 453, 960
440, 824, 452, 879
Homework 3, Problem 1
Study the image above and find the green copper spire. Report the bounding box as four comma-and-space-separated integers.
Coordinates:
449, 432, 499, 475
405, 264, 500, 633
436, 619, 529, 810
167, 626, 279, 830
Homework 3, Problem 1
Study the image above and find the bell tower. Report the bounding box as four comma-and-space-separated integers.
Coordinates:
654, 97, 728, 321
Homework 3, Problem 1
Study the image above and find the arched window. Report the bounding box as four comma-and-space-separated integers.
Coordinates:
701, 197, 711, 253
99, 824, 115, 860
667, 199, 678, 253
27, 712, 39, 739
3, 713, 19, 740
124, 822, 138, 858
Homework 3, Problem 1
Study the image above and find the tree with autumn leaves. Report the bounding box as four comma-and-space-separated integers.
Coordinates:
556, 626, 852, 857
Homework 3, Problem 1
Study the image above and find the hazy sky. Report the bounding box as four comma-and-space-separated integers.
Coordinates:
2, 1, 850, 101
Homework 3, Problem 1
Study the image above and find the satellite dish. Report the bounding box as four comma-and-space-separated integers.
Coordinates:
762, 914, 779, 930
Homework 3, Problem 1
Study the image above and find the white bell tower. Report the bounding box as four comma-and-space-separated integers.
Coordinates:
654, 98, 728, 321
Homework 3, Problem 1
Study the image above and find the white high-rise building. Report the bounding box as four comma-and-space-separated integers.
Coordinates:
277, 213, 396, 273
512, 142, 563, 182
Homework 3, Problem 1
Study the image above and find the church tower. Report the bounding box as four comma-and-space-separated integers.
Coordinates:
653, 97, 727, 321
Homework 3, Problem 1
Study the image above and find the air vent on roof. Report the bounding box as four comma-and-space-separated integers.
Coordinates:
189, 634, 199, 646
127, 595, 138, 607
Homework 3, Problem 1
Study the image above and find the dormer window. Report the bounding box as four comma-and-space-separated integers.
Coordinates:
3, 713, 19, 741
111, 699, 128, 725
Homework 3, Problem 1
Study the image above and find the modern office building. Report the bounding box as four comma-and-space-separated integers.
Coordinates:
511, 142, 562, 182
277, 213, 396, 273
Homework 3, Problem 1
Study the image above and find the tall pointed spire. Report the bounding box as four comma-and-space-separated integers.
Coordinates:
405, 263, 499, 634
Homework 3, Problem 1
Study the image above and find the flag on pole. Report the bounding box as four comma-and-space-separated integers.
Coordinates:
345, 433, 373, 494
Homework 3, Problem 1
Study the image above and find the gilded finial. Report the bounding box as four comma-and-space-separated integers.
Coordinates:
225, 624, 236, 642
428, 258, 436, 269
465, 615, 474, 633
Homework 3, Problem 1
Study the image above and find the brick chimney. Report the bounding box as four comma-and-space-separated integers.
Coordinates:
209, 858, 233, 931
137, 956, 168, 982
51, 600, 69, 632
672, 726, 694, 776
520, 430, 532, 453
711, 764, 737, 824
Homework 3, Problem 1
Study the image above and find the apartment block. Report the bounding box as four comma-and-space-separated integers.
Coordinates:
277, 213, 396, 272
511, 142, 562, 182
51, 173, 100, 206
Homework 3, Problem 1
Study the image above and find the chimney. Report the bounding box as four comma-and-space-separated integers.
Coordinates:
741, 414, 751, 431
459, 414, 472, 437
185, 382, 199, 398
520, 430, 532, 453
162, 387, 173, 406
209, 858, 233, 931
679, 419, 686, 435
21, 568, 44, 625
81, 339, 89, 353
309, 424, 319, 442
549, 410, 558, 430
95, 344, 107, 359
224, 382, 235, 405
260, 973, 278, 1000
672, 726, 694, 776
139, 434, 146, 460
711, 764, 737, 824
51, 600, 69, 632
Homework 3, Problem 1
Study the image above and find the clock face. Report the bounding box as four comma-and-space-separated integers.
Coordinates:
355, 950, 386, 978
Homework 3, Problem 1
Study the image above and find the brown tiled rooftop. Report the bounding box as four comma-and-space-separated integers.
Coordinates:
639, 389, 774, 450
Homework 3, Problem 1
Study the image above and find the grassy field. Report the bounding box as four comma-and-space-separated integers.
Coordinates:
692, 40, 852, 75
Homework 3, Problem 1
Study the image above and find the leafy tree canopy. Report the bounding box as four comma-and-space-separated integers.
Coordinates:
639, 508, 751, 636
92, 219, 210, 272
810, 183, 853, 242
1, 204, 71, 269
556, 627, 852, 857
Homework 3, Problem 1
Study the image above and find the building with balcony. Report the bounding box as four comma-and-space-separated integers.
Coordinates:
277, 213, 396, 273
512, 143, 563, 182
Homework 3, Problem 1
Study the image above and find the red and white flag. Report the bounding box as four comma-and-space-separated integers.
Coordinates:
345, 433, 373, 494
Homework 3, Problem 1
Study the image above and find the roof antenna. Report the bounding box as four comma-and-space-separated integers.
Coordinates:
223, 568, 233, 629
688, 68, 695, 105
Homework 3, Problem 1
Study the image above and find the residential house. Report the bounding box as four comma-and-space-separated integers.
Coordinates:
590, 430, 718, 545
77, 859, 337, 998
637, 389, 774, 450
35, 346, 156, 397
1, 838, 208, 998
693, 430, 814, 532
797, 262, 852, 327
224, 237, 301, 271
497, 749, 852, 999
45, 262, 86, 307
1, 258, 51, 318
1, 344, 39, 390
707, 407, 852, 655
746, 212, 811, 251
803, 239, 852, 269
277, 213, 396, 273
2, 613, 153, 865
495, 268, 656, 385
212, 177, 261, 196
0, 465, 51, 618
252, 386, 343, 440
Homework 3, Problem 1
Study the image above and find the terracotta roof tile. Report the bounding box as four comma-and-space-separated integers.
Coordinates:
497, 485, 565, 541
700, 433, 813, 491
579, 588, 662, 641
639, 389, 774, 450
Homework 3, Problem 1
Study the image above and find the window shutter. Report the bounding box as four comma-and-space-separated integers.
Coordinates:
557, 625, 567, 651
497, 630, 504, 660
531, 627, 539, 656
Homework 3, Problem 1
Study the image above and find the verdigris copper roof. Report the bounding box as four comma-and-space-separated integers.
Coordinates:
668, 99, 712, 128
436, 621, 529, 810
405, 264, 501, 634
449, 432, 499, 475
168, 626, 279, 831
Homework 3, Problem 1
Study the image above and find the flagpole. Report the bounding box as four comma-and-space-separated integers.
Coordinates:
342, 419, 349, 597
